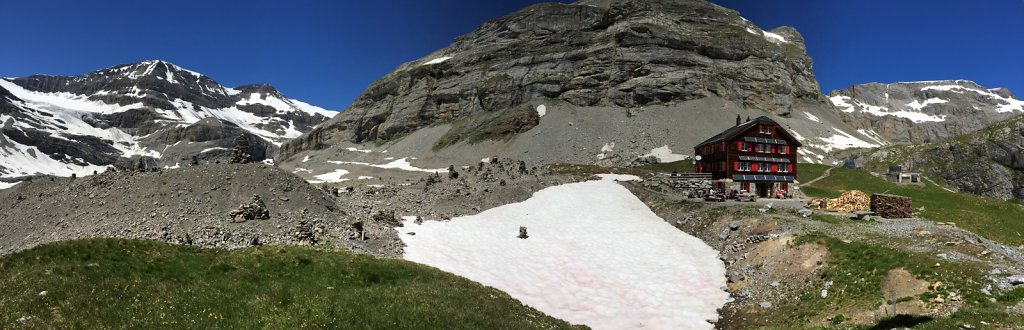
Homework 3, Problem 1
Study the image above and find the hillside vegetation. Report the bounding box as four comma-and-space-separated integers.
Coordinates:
798, 163, 1024, 246
0, 239, 581, 329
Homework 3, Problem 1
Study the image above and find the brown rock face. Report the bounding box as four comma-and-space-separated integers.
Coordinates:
281, 0, 827, 160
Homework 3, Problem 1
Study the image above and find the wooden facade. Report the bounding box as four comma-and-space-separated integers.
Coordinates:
694, 116, 801, 197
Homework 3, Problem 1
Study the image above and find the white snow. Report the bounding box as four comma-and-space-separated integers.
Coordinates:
804, 112, 820, 122
400, 175, 728, 329
857, 129, 888, 146
790, 129, 806, 142
744, 27, 789, 43
480, 157, 491, 163
200, 147, 230, 153
641, 145, 688, 163
329, 157, 448, 173
920, 84, 1024, 113
345, 147, 373, 153
763, 31, 788, 43
308, 169, 350, 183
815, 129, 879, 152
357, 176, 374, 180
0, 181, 19, 190
536, 104, 547, 117
906, 98, 949, 110
830, 95, 946, 123
302, 155, 311, 163
292, 168, 313, 174
423, 56, 452, 65
0, 134, 107, 178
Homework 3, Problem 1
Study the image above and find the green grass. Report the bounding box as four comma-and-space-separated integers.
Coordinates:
796, 163, 831, 184
751, 233, 1023, 329
636, 160, 695, 173
0, 239, 581, 329
799, 164, 1024, 246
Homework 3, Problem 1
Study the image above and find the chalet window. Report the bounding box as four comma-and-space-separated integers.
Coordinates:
741, 142, 750, 152
758, 162, 771, 172
759, 125, 771, 134
779, 145, 789, 154
738, 162, 751, 171
756, 143, 770, 153
778, 164, 790, 173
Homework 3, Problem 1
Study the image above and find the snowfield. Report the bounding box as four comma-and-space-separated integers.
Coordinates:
400, 174, 729, 329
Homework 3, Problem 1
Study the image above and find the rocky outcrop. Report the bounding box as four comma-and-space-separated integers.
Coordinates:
0, 60, 332, 178
867, 114, 1024, 200
829, 80, 1024, 144
281, 0, 830, 160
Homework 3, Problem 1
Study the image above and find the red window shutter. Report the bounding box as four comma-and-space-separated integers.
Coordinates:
734, 162, 739, 171
737, 142, 742, 151
772, 164, 778, 172
751, 163, 758, 171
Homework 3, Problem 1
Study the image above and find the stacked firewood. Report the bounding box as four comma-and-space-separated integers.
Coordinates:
806, 190, 871, 212
870, 194, 913, 219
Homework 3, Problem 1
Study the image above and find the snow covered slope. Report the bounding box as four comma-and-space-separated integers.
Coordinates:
828, 80, 1024, 144
0, 60, 333, 178
399, 174, 729, 329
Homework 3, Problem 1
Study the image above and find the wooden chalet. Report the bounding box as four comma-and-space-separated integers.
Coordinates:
694, 116, 801, 197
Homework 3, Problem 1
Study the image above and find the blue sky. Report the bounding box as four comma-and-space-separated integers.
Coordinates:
1, 0, 1021, 111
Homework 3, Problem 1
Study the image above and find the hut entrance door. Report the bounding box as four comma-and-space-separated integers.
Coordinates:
756, 183, 771, 198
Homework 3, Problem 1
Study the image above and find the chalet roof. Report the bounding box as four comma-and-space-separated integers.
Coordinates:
694, 116, 802, 148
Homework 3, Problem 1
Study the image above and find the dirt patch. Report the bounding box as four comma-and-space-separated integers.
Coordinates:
882, 268, 931, 301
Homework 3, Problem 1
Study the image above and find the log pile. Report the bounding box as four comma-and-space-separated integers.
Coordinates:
870, 194, 912, 219
806, 190, 870, 212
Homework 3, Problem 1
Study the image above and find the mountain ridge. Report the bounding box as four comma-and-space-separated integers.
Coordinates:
0, 60, 333, 179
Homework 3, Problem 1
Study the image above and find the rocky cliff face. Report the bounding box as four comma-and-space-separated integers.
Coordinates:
865, 114, 1024, 200
282, 0, 841, 163
829, 80, 1024, 144
0, 60, 333, 178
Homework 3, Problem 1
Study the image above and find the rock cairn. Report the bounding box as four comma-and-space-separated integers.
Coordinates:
228, 194, 270, 222
229, 135, 253, 164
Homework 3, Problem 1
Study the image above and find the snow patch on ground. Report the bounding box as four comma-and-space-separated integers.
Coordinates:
790, 129, 806, 142
346, 147, 373, 153
906, 98, 949, 110
744, 27, 788, 43
804, 112, 820, 122
857, 129, 888, 146
423, 56, 452, 65
301, 155, 311, 163
329, 158, 448, 173
0, 181, 20, 190
308, 169, 350, 183
400, 175, 727, 329
641, 146, 688, 163
292, 168, 312, 174
920, 85, 1024, 113
815, 129, 880, 152
830, 95, 946, 123
357, 176, 374, 180
536, 104, 547, 117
